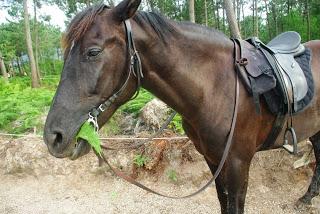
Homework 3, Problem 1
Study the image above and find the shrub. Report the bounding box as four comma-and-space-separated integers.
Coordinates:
133, 154, 149, 167
0, 77, 184, 135
120, 89, 154, 115
0, 77, 56, 134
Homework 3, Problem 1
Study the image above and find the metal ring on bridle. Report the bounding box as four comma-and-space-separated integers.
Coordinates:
88, 112, 99, 132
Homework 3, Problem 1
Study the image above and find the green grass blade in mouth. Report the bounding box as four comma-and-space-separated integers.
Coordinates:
76, 121, 102, 157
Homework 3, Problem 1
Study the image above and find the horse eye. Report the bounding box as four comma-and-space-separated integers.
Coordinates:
87, 48, 102, 58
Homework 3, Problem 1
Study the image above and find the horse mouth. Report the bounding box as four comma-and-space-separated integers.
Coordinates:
69, 138, 91, 160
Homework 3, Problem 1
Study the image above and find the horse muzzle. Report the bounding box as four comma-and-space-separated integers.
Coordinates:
43, 115, 91, 160
44, 130, 91, 159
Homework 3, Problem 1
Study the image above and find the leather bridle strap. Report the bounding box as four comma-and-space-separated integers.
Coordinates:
98, 40, 240, 199
88, 20, 143, 131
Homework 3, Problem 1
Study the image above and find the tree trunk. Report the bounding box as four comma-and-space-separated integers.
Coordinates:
224, 0, 241, 39
241, 1, 246, 38
21, 56, 27, 75
23, 0, 40, 88
16, 56, 24, 76
222, 7, 226, 33
0, 52, 8, 82
204, 0, 208, 26
33, 0, 41, 82
306, 0, 311, 40
264, 0, 272, 41
16, 57, 23, 76
211, 0, 217, 28
252, 0, 255, 36
236, 0, 241, 32
271, 1, 278, 36
216, 0, 221, 30
189, 0, 195, 23
254, 0, 259, 36
10, 61, 15, 77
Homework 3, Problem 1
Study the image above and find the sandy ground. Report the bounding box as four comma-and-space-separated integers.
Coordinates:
0, 136, 319, 214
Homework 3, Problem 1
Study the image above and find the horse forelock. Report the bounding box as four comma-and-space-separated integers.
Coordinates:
61, 3, 179, 59
62, 3, 110, 58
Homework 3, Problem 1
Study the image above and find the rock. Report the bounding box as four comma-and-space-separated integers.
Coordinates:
144, 140, 167, 170
0, 136, 98, 176
312, 197, 320, 210
139, 99, 171, 131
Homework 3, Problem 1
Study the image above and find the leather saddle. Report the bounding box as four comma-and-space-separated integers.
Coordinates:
235, 31, 308, 114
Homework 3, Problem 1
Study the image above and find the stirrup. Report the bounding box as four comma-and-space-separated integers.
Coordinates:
282, 127, 298, 155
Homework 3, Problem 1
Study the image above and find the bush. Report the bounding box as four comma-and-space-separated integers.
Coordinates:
120, 89, 154, 115
0, 77, 184, 135
169, 113, 184, 135
0, 77, 57, 134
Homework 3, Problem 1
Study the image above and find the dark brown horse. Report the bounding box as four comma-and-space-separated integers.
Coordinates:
43, 0, 320, 213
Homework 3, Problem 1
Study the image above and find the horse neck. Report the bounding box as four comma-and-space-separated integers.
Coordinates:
133, 20, 235, 120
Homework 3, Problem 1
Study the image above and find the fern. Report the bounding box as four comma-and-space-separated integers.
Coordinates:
0, 77, 184, 135
0, 77, 57, 134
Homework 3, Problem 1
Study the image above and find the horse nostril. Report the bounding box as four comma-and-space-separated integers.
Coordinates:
53, 132, 63, 148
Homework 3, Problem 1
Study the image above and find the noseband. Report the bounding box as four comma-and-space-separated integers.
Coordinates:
88, 20, 143, 130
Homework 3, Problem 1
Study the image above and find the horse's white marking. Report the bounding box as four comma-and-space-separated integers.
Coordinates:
70, 40, 75, 51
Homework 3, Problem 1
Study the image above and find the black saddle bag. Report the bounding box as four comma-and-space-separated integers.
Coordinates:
235, 40, 277, 112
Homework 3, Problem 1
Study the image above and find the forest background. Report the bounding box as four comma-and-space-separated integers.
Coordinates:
0, 0, 319, 135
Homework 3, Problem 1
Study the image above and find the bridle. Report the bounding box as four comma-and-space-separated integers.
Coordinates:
87, 20, 144, 131
84, 18, 240, 199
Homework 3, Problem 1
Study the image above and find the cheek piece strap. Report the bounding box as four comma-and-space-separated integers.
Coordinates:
87, 19, 143, 131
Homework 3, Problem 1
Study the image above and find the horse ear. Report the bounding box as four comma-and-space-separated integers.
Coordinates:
113, 0, 141, 22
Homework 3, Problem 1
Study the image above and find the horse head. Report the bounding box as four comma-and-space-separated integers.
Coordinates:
44, 0, 142, 159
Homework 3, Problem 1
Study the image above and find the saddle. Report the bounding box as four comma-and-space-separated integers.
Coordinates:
234, 31, 314, 154
235, 31, 309, 114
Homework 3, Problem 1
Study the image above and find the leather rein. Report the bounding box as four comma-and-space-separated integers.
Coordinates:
86, 20, 240, 199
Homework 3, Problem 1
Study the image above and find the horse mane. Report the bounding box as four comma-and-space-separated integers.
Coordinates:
133, 11, 177, 43
62, 4, 177, 54
62, 3, 229, 58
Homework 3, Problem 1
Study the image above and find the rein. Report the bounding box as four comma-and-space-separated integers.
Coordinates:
87, 19, 240, 198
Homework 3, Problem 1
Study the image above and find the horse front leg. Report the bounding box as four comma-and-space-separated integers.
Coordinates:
206, 155, 251, 214
205, 158, 228, 214
296, 131, 320, 208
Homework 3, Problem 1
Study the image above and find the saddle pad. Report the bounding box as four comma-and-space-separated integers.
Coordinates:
294, 48, 314, 113
263, 48, 314, 114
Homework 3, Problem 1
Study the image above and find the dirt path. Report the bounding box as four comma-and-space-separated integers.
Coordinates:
0, 137, 319, 214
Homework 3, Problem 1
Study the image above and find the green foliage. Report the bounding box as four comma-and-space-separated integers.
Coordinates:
120, 89, 154, 116
167, 169, 178, 182
0, 15, 62, 78
76, 121, 102, 156
169, 113, 184, 135
49, 0, 103, 18
0, 77, 184, 135
0, 76, 57, 134
100, 113, 122, 136
133, 154, 149, 167
40, 60, 64, 76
